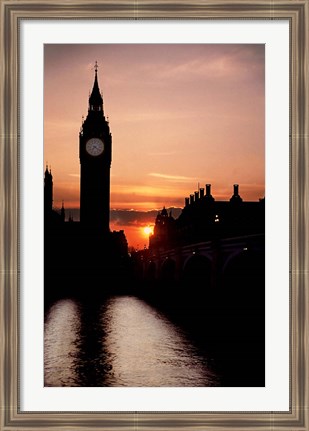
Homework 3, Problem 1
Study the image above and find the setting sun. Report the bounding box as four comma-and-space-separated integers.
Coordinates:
143, 226, 153, 236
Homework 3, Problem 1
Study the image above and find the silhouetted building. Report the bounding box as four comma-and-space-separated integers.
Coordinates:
44, 164, 53, 213
79, 62, 112, 234
44, 65, 128, 295
150, 184, 265, 251
150, 207, 176, 251
44, 165, 65, 226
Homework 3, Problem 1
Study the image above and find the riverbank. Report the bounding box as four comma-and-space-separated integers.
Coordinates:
135, 282, 265, 387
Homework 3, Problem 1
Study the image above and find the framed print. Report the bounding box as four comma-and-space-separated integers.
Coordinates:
0, 0, 308, 430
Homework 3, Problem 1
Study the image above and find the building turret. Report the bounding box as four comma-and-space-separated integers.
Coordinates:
44, 164, 53, 214
161, 206, 168, 217
60, 200, 65, 222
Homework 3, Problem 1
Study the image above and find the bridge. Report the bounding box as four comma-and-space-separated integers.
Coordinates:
137, 234, 265, 293
132, 233, 265, 388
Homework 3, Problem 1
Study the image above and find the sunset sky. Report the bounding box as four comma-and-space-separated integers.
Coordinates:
44, 44, 265, 249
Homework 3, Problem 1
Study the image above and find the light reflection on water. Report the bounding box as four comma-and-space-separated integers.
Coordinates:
44, 295, 218, 387
44, 299, 81, 386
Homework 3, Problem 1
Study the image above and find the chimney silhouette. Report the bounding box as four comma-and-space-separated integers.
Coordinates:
230, 183, 243, 203
206, 184, 211, 196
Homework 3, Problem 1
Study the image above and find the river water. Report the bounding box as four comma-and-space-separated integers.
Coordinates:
44, 295, 219, 387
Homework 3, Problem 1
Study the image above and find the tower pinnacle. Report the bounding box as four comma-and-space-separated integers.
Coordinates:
89, 61, 103, 111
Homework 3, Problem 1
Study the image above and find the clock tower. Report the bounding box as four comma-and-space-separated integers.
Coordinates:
79, 63, 112, 233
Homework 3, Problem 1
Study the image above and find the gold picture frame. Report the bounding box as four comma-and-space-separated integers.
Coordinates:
0, 0, 308, 429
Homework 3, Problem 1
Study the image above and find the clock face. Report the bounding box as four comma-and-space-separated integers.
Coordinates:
86, 138, 104, 156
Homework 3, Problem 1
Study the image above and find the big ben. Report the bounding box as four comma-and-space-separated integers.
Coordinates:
79, 63, 111, 233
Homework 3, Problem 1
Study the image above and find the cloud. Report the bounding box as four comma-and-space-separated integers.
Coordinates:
110, 196, 185, 211
149, 173, 196, 182
60, 207, 183, 226
110, 208, 182, 227
138, 45, 264, 85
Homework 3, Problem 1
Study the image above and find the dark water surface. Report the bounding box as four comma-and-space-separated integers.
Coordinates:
44, 295, 219, 387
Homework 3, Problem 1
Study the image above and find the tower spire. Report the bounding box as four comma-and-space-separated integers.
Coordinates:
89, 61, 103, 111
61, 200, 65, 222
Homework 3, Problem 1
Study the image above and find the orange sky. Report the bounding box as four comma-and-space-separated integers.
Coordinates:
44, 44, 265, 249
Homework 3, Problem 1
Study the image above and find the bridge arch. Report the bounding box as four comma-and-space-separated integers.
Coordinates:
181, 254, 212, 295
222, 248, 265, 313
145, 261, 157, 281
160, 257, 176, 282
